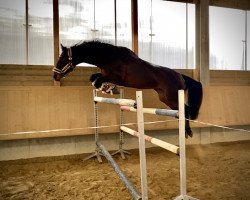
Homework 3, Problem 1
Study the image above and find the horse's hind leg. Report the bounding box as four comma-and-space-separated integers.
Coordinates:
185, 105, 193, 138
155, 89, 193, 138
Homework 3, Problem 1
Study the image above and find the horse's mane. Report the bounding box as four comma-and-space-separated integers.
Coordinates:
72, 40, 135, 65
73, 40, 115, 50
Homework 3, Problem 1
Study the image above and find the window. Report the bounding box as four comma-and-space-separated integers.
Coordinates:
59, 0, 131, 48
0, 0, 26, 64
138, 0, 195, 69
0, 0, 53, 65
59, 0, 132, 66
210, 6, 249, 70
116, 0, 132, 49
28, 0, 53, 65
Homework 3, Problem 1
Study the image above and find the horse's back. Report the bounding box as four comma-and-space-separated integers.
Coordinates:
123, 56, 185, 93
151, 65, 186, 93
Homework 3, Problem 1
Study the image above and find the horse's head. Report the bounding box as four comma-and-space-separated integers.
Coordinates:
53, 44, 76, 81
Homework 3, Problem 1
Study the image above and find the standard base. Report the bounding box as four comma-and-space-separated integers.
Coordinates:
84, 150, 103, 163
174, 195, 199, 200
111, 149, 131, 159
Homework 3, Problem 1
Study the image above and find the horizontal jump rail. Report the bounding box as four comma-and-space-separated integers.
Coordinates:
96, 142, 141, 200
94, 97, 136, 107
120, 126, 179, 155
121, 106, 178, 118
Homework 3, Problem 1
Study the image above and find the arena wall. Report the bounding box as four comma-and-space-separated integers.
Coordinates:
0, 65, 250, 160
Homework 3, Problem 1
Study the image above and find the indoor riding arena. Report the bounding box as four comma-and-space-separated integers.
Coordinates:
0, 1, 250, 200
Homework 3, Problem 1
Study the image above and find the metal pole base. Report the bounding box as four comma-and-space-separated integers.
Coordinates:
111, 149, 131, 159
174, 195, 199, 200
84, 150, 103, 163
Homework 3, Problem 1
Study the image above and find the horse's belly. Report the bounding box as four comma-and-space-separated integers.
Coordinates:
124, 72, 159, 89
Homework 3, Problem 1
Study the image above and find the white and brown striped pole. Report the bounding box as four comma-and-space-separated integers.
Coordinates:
120, 126, 179, 155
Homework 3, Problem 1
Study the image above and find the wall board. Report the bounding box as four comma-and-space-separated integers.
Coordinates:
0, 86, 249, 140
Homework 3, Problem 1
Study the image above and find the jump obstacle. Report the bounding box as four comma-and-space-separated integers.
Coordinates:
85, 89, 199, 200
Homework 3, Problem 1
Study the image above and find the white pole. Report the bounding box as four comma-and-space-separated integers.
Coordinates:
136, 91, 148, 200
121, 106, 178, 117
94, 96, 136, 107
179, 90, 186, 196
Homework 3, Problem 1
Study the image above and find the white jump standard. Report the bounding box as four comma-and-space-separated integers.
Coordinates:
120, 90, 199, 200
88, 89, 199, 200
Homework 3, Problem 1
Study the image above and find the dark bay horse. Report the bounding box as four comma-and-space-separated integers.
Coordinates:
53, 40, 203, 138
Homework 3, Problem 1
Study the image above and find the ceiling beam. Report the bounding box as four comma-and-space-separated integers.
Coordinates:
210, 0, 250, 10
164, 0, 250, 10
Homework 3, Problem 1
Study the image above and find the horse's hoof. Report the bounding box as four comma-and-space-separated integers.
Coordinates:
112, 88, 120, 94
92, 79, 97, 86
111, 86, 120, 94
185, 129, 193, 138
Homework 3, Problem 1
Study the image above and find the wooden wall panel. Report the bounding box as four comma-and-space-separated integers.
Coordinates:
210, 70, 250, 86
0, 85, 250, 141
197, 86, 250, 127
0, 86, 250, 140
0, 87, 96, 140
0, 91, 8, 134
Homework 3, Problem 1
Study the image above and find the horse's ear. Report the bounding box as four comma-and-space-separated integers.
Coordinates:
60, 44, 67, 52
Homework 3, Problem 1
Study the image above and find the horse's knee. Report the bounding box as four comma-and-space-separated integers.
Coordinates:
90, 73, 102, 82
93, 77, 106, 88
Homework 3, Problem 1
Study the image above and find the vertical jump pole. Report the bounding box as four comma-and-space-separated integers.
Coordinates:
179, 90, 187, 196
175, 90, 199, 200
112, 88, 131, 158
84, 89, 103, 162
136, 91, 148, 200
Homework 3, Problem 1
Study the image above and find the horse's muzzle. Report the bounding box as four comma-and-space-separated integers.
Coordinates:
53, 73, 62, 82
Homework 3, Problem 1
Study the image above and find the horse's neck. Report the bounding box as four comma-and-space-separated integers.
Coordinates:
72, 44, 109, 67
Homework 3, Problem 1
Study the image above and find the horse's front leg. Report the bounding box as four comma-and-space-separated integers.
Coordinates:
90, 73, 102, 83
91, 76, 119, 95
91, 74, 109, 91
92, 76, 107, 88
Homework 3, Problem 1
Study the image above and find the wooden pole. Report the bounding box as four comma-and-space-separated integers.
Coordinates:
131, 0, 138, 54
53, 0, 60, 86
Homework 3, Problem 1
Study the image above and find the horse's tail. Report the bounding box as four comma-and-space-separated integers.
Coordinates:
181, 74, 203, 119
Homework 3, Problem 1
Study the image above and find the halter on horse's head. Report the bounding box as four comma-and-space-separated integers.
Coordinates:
53, 44, 76, 81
